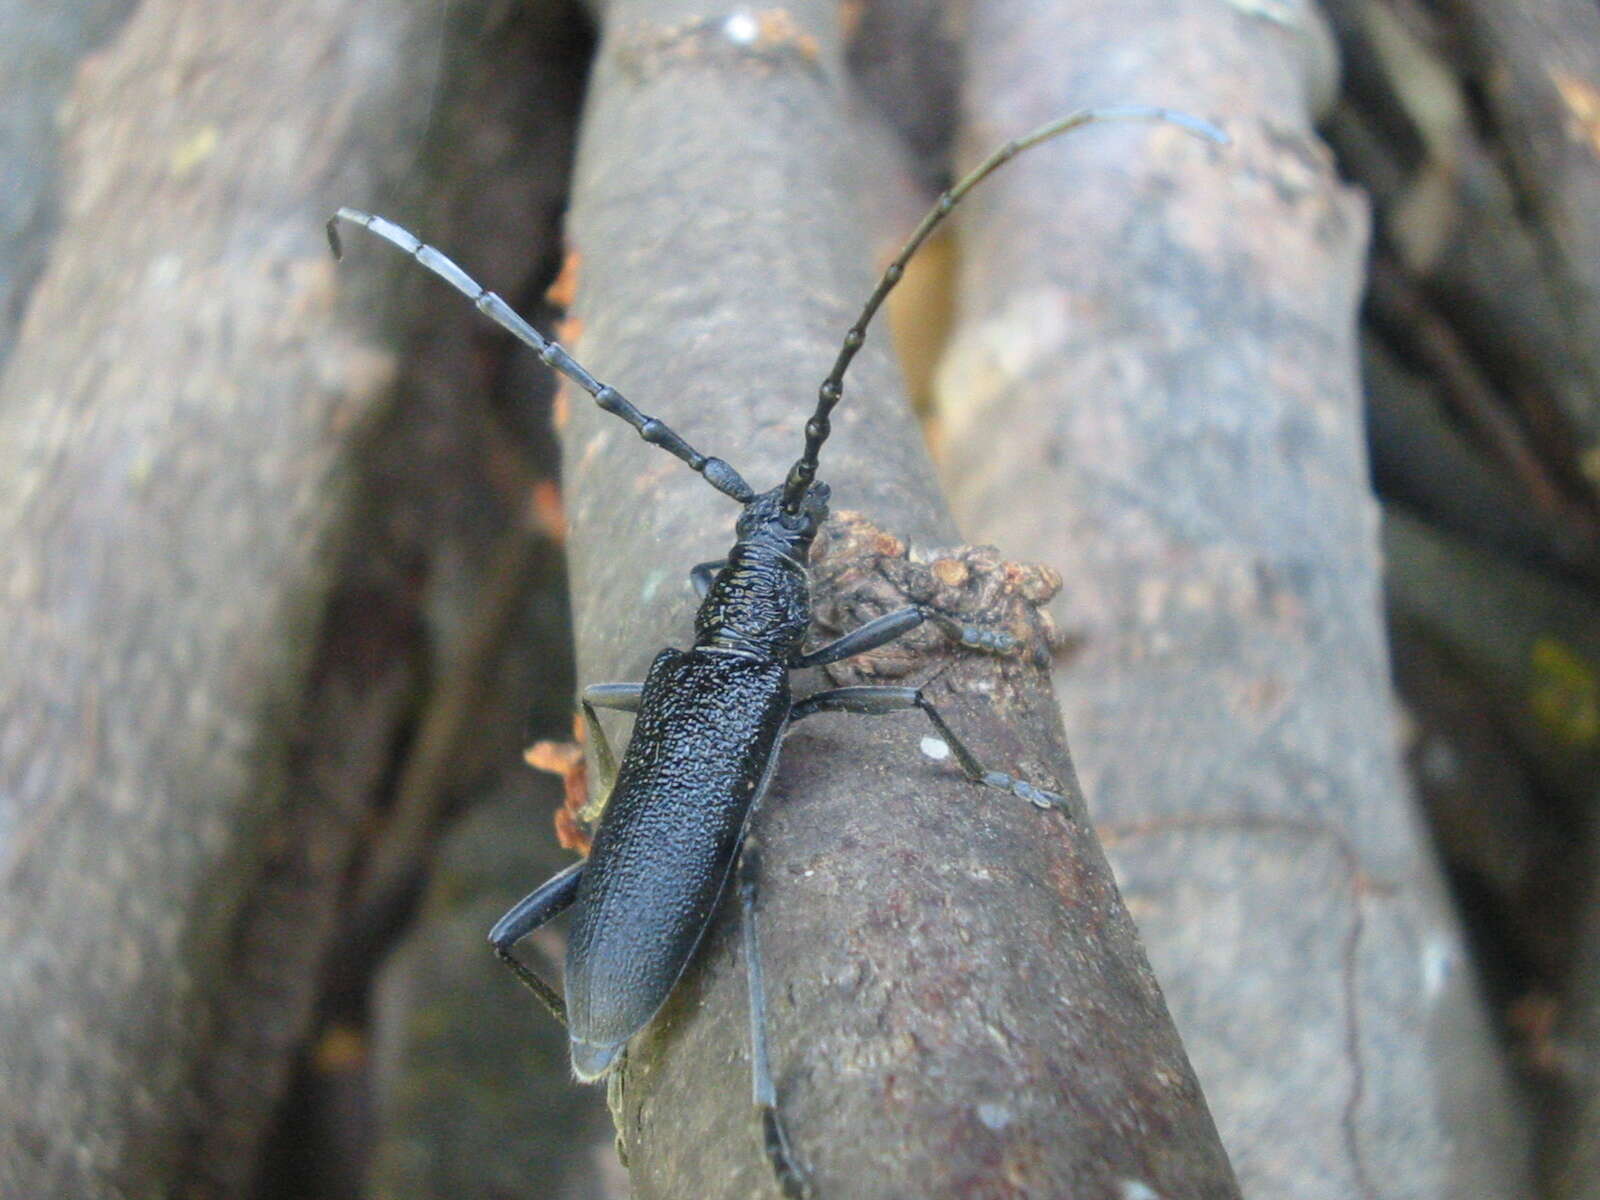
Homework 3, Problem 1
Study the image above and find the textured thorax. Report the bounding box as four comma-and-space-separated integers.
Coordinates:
694, 539, 811, 659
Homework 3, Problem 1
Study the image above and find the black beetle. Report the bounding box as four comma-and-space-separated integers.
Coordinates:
329, 103, 1223, 1198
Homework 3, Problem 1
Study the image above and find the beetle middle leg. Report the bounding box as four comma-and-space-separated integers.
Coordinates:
738, 835, 811, 1199
488, 859, 584, 1022
789, 686, 1067, 811
791, 604, 1017, 668
582, 682, 643, 802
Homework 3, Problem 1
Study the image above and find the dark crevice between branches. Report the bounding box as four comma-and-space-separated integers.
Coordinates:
252, 6, 595, 1199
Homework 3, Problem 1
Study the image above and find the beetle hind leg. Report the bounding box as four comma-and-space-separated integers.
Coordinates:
489, 859, 585, 1025
739, 836, 813, 1199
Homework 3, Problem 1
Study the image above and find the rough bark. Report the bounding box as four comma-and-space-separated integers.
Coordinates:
557, 1, 1239, 1196
935, 1, 1531, 1196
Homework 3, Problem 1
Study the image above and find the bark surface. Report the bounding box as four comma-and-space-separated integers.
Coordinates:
936, 1, 1531, 1196
557, 1, 1239, 1196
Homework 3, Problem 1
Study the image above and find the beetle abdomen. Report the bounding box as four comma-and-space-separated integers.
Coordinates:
565, 648, 790, 1078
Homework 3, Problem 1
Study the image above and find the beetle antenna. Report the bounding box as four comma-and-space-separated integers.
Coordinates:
328, 209, 755, 504
780, 105, 1226, 514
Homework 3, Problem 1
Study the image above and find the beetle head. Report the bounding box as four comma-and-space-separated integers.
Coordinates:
739, 482, 830, 554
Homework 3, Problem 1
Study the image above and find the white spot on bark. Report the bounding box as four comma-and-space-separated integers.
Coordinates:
1119, 1181, 1164, 1200
920, 736, 949, 760
1222, 0, 1302, 30
639, 567, 668, 603
723, 10, 758, 45
976, 1102, 1011, 1130
1422, 933, 1457, 998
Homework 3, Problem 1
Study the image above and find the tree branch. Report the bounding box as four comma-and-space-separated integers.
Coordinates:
558, 1, 1238, 1195
937, 1, 1532, 1195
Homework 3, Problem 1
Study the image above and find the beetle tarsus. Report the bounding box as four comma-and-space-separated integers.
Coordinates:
925, 611, 1020, 656
763, 1105, 812, 1199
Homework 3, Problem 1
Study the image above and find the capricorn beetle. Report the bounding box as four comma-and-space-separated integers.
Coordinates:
330, 104, 1223, 1198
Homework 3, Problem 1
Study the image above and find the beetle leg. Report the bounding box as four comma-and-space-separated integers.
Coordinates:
789, 686, 1068, 811
582, 683, 644, 712
488, 859, 585, 1024
690, 559, 728, 598
738, 836, 812, 1199
581, 683, 643, 805
789, 604, 1016, 669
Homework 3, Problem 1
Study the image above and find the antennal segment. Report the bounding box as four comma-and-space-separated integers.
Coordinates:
779, 105, 1227, 514
329, 208, 756, 505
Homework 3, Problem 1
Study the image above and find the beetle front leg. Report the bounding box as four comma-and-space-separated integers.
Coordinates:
789, 686, 1067, 811
738, 835, 812, 1199
488, 859, 584, 1023
690, 559, 727, 598
790, 604, 1016, 669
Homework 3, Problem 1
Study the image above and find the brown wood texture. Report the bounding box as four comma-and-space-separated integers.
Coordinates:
556, 1, 1239, 1195
935, 1, 1532, 1196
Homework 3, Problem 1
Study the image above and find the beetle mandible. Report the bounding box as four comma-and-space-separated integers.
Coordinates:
329, 103, 1224, 1199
